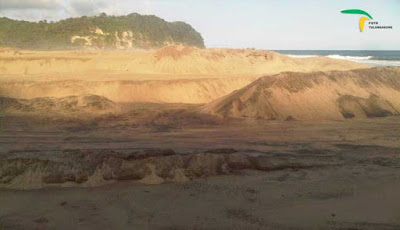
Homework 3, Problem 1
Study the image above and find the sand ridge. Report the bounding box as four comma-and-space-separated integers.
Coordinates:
201, 67, 400, 120
0, 45, 370, 104
0, 77, 258, 104
0, 45, 367, 78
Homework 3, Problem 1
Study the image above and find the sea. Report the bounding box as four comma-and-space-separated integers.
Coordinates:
274, 50, 400, 67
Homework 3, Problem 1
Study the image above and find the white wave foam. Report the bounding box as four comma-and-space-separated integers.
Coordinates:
287, 55, 318, 58
285, 53, 400, 66
327, 55, 400, 66
327, 55, 373, 60
357, 60, 400, 67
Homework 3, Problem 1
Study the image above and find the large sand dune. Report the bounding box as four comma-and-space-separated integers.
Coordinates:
202, 67, 400, 120
0, 77, 258, 104
0, 46, 367, 78
0, 46, 369, 104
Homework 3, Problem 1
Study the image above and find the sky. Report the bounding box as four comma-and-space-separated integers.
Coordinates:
0, 0, 399, 50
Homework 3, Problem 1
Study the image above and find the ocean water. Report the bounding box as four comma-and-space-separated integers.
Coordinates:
274, 50, 400, 67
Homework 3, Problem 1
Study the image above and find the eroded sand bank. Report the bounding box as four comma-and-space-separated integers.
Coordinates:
1, 114, 400, 229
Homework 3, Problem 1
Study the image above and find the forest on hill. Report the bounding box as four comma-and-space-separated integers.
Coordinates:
0, 13, 205, 50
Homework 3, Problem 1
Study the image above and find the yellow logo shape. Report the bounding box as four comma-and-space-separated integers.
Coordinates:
359, 17, 370, 32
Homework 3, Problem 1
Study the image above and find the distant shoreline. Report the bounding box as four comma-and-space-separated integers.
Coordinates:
274, 50, 400, 66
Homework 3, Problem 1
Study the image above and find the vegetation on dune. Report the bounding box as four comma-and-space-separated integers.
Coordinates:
0, 13, 205, 49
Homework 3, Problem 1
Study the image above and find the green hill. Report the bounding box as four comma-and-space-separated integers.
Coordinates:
0, 13, 205, 50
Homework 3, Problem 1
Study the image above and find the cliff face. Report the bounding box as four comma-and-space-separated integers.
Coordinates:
201, 67, 400, 120
0, 13, 205, 50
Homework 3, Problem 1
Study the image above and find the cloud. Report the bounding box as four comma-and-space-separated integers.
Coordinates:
68, 0, 109, 15
1, 0, 177, 21
0, 0, 115, 21
0, 0, 111, 15
0, 0, 62, 10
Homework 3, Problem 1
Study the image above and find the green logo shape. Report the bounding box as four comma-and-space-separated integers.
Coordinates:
341, 9, 373, 19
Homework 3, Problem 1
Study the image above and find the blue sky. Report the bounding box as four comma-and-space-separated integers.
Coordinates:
1, 0, 399, 50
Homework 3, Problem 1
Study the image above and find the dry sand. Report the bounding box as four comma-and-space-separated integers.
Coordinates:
2, 168, 400, 230
0, 46, 367, 78
202, 67, 400, 120
0, 46, 368, 104
1, 46, 399, 229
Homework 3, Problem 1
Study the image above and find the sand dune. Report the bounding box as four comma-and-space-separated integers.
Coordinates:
201, 67, 400, 120
0, 45, 370, 104
1, 46, 399, 229
0, 77, 257, 104
0, 45, 367, 79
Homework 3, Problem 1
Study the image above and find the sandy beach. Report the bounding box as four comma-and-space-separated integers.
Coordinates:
0, 38, 399, 230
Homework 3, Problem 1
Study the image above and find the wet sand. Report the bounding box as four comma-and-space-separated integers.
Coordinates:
1, 115, 400, 229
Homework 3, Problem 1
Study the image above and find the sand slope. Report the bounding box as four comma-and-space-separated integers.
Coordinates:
0, 46, 370, 104
0, 45, 367, 78
202, 67, 400, 120
0, 77, 258, 104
